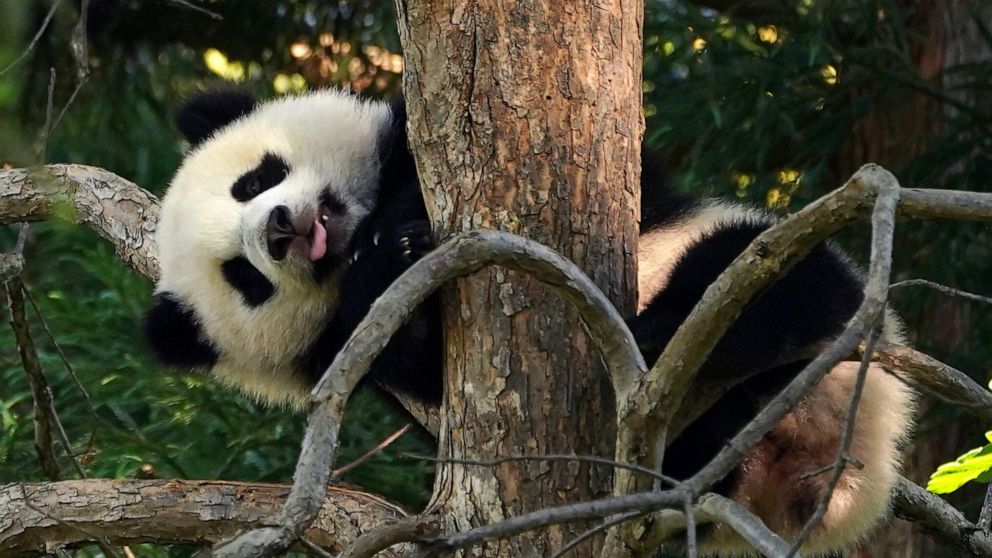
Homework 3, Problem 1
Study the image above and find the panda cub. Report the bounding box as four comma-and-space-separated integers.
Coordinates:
145, 89, 914, 556
145, 89, 441, 408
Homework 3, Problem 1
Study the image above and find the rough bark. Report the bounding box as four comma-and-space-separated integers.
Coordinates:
0, 479, 408, 557
395, 0, 643, 554
0, 164, 160, 281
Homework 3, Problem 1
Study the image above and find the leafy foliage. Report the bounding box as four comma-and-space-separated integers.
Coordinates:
927, 430, 992, 494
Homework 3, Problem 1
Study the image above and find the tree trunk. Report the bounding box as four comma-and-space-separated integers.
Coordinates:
395, 0, 643, 554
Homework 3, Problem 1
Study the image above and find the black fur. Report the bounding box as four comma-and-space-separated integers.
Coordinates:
232, 153, 290, 202
221, 256, 275, 307
176, 90, 256, 146
630, 221, 863, 484
301, 106, 443, 403
143, 292, 218, 367
640, 146, 698, 232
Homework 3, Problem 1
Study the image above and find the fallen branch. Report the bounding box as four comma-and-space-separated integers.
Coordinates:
0, 479, 409, 557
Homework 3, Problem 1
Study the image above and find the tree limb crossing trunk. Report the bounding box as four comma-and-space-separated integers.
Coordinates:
396, 0, 643, 554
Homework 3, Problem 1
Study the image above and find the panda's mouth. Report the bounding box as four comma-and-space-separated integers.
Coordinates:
309, 206, 331, 261
265, 203, 341, 265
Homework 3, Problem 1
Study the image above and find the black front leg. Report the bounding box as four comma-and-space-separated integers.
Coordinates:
303, 220, 443, 405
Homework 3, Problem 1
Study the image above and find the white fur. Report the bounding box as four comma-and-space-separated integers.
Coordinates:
638, 200, 768, 313
156, 89, 392, 408
638, 203, 915, 555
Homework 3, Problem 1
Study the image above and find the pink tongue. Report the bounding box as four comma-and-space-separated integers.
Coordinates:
309, 219, 328, 261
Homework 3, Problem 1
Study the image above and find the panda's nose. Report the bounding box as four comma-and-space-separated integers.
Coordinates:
266, 205, 296, 260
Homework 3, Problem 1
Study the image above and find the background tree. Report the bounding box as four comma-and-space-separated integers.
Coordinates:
1, 0, 990, 556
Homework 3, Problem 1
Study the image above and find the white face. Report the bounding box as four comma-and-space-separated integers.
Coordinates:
155, 89, 392, 407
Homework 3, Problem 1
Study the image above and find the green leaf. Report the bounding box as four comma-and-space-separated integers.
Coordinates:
927, 432, 992, 494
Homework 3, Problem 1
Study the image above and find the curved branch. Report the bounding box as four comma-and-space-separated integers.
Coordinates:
0, 479, 409, 557
0, 164, 160, 280
217, 229, 647, 556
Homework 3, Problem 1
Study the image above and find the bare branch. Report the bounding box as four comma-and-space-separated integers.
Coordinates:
892, 476, 992, 557
402, 453, 678, 486
169, 0, 223, 19
217, 229, 646, 556
0, 480, 409, 558
23, 284, 100, 440
891, 278, 992, 306
980, 482, 992, 532
427, 490, 687, 553
4, 278, 60, 480
0, 0, 63, 78
696, 494, 793, 557
868, 341, 992, 424
609, 164, 992, 556
0, 165, 160, 280
549, 512, 644, 558
787, 324, 883, 555
331, 424, 413, 479
336, 516, 440, 558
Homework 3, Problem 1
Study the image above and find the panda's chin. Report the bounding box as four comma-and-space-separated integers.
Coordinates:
311, 253, 342, 283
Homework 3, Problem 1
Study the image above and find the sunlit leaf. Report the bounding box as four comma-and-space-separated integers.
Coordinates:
927, 433, 992, 494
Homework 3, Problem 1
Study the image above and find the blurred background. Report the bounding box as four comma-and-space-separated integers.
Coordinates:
0, 1, 989, 556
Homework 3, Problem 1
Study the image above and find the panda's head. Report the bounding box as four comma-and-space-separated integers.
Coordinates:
146, 89, 393, 407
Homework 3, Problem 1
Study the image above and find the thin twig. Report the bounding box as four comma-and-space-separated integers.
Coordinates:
15, 223, 29, 253
23, 284, 98, 427
36, 68, 56, 162
49, 0, 91, 134
332, 424, 412, 478
786, 322, 884, 555
5, 279, 60, 481
0, 0, 64, 77
429, 489, 688, 552
403, 453, 678, 486
51, 80, 88, 137
170, 0, 223, 19
696, 494, 793, 557
337, 516, 439, 558
684, 491, 697, 558
890, 278, 992, 306
547, 512, 643, 558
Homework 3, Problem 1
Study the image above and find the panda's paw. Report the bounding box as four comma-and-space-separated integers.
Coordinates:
393, 221, 433, 264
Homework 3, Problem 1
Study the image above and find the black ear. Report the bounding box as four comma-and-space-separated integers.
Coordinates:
378, 99, 416, 188
143, 292, 218, 368
176, 90, 257, 146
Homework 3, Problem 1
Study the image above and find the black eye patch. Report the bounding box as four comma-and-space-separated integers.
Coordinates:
221, 256, 275, 307
319, 191, 347, 215
231, 153, 290, 202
